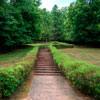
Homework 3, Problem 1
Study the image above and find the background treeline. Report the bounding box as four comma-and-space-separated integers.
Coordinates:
41, 5, 66, 41
0, 0, 41, 48
41, 0, 100, 44
1, 0, 100, 48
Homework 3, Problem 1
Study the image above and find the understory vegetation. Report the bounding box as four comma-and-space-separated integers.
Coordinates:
49, 45, 100, 99
0, 46, 39, 98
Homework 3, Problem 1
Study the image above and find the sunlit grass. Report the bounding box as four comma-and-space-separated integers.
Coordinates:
0, 45, 36, 67
61, 47, 100, 66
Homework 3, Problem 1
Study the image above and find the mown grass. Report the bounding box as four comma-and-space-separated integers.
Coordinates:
0, 47, 33, 61
0, 45, 38, 68
0, 43, 51, 68
61, 47, 100, 66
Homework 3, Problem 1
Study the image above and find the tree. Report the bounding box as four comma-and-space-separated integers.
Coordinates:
0, 0, 42, 49
51, 5, 64, 41
12, 0, 42, 41
64, 0, 100, 43
41, 8, 52, 41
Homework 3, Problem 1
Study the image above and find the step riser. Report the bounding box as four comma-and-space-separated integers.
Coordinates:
35, 68, 59, 70
35, 72, 61, 73
35, 48, 61, 75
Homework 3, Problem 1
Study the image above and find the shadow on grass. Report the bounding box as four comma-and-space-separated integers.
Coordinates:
0, 45, 34, 53
0, 45, 35, 61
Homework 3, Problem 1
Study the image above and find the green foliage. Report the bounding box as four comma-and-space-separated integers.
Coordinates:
0, 0, 41, 48
41, 0, 100, 43
41, 8, 51, 41
0, 46, 39, 98
51, 5, 64, 41
49, 45, 100, 99
51, 42, 74, 49
41, 5, 66, 41
64, 0, 100, 43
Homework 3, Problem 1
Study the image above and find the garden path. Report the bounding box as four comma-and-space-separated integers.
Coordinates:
27, 48, 92, 100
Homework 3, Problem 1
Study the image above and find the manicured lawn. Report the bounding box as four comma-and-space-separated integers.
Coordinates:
61, 46, 100, 66
0, 45, 34, 68
0, 43, 49, 68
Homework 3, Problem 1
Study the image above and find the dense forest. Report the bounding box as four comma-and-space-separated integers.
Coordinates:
0, 0, 41, 48
41, 0, 100, 44
0, 0, 100, 48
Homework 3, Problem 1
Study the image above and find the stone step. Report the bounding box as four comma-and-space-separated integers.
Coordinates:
35, 69, 59, 71
35, 68, 59, 70
35, 66, 56, 67
35, 48, 61, 75
35, 67, 59, 69
37, 62, 54, 63
35, 67, 59, 70
36, 64, 55, 66
35, 70, 60, 73
35, 73, 62, 75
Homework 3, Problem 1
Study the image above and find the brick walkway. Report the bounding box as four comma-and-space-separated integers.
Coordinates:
28, 48, 93, 100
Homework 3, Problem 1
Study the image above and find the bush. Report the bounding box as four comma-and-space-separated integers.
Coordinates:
0, 46, 39, 98
49, 45, 100, 99
39, 44, 49, 49
51, 42, 74, 49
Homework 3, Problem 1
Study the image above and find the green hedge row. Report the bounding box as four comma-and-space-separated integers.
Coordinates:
49, 45, 100, 99
0, 47, 39, 98
51, 42, 74, 49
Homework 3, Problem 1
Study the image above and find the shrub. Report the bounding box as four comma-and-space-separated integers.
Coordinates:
49, 45, 100, 99
0, 46, 39, 98
51, 42, 74, 49
39, 44, 49, 49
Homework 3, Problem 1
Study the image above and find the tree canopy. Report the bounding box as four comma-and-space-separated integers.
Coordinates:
41, 0, 100, 44
0, 0, 41, 48
1, 0, 100, 48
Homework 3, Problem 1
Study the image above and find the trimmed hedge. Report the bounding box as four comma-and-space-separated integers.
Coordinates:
0, 46, 39, 98
49, 45, 100, 99
51, 42, 74, 49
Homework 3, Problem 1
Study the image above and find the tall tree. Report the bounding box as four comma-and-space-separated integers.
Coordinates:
12, 0, 42, 41
64, 0, 100, 43
41, 5, 66, 41
51, 5, 64, 41
41, 8, 52, 41
0, 0, 42, 49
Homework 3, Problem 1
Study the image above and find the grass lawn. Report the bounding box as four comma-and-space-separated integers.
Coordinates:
61, 46, 100, 66
0, 45, 35, 68
0, 43, 49, 68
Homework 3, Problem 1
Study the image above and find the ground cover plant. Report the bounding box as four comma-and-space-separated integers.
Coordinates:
0, 46, 39, 98
49, 45, 100, 99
